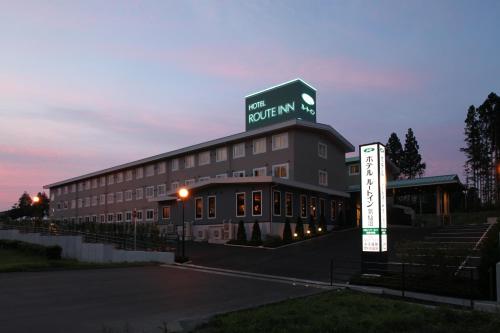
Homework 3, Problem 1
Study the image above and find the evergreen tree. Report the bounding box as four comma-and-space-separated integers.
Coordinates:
236, 220, 247, 243
283, 218, 292, 242
400, 128, 426, 179
386, 132, 403, 176
250, 220, 262, 245
295, 216, 304, 238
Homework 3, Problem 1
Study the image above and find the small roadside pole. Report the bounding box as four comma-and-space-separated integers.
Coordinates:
133, 208, 137, 251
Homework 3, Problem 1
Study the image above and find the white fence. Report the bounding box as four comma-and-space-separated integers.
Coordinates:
0, 229, 174, 264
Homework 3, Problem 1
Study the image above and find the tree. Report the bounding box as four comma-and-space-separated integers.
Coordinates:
283, 218, 292, 242
295, 216, 304, 238
237, 220, 247, 243
32, 192, 50, 218
386, 132, 403, 176
400, 128, 426, 179
250, 220, 262, 245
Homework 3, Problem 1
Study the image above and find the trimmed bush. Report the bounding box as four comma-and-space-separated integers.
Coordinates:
0, 240, 62, 260
236, 220, 247, 243
295, 216, 304, 238
250, 220, 262, 246
283, 218, 292, 243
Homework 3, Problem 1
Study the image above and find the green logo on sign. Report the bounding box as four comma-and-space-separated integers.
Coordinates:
364, 147, 375, 153
301, 93, 315, 106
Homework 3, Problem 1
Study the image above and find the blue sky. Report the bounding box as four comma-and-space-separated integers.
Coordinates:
0, 0, 499, 210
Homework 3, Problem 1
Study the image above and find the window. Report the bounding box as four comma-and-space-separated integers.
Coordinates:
207, 196, 216, 219
199, 176, 210, 182
273, 191, 281, 216
198, 151, 210, 166
57, 187, 62, 195
136, 210, 143, 222
77, 198, 83, 208
272, 132, 288, 150
319, 199, 326, 218
158, 162, 166, 174
157, 184, 166, 197
233, 170, 245, 178
108, 175, 114, 185
125, 211, 132, 222
319, 170, 328, 186
300, 195, 307, 218
331, 200, 337, 220
349, 164, 360, 175
85, 216, 90, 223
195, 197, 203, 219
162, 206, 171, 220
318, 142, 327, 159
145, 186, 154, 199
50, 193, 55, 201
285, 192, 293, 217
125, 170, 133, 181
253, 137, 266, 154
171, 182, 179, 191
272, 163, 289, 179
85, 180, 91, 190
145, 164, 155, 177
100, 176, 106, 187
116, 172, 123, 183
100, 194, 106, 205
171, 158, 179, 171
125, 190, 133, 201
185, 155, 195, 168
253, 167, 266, 177
185, 179, 195, 186
63, 186, 68, 194
71, 199, 76, 209
233, 142, 245, 159
136, 167, 144, 179
116, 212, 123, 222
91, 196, 98, 206
116, 191, 123, 203
236, 193, 245, 217
252, 191, 262, 216
100, 214, 105, 223
78, 182, 84, 192
71, 184, 76, 193
216, 147, 227, 162
146, 209, 154, 221
107, 213, 114, 223
310, 197, 317, 219
92, 215, 97, 223
64, 201, 68, 209
107, 193, 114, 204
84, 197, 90, 207
215, 173, 227, 179
135, 188, 143, 200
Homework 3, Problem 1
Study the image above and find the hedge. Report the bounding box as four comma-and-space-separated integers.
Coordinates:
0, 240, 62, 260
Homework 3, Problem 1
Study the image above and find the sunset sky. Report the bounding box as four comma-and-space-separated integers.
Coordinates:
1, 0, 499, 210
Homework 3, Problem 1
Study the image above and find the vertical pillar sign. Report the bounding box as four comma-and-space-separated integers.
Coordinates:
360, 143, 387, 252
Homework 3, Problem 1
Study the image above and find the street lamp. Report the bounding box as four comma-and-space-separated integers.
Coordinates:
178, 187, 189, 259
32, 196, 40, 203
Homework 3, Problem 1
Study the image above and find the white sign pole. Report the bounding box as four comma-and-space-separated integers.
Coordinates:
360, 143, 387, 253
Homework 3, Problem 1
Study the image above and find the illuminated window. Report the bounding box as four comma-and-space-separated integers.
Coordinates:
272, 132, 288, 151
162, 206, 171, 220
273, 191, 281, 216
198, 151, 211, 166
310, 197, 317, 219
233, 143, 245, 159
185, 155, 195, 168
195, 197, 203, 219
300, 195, 307, 218
207, 196, 216, 219
285, 192, 293, 217
253, 167, 266, 177
252, 191, 262, 216
317, 142, 327, 159
349, 164, 360, 175
216, 147, 227, 162
236, 192, 245, 217
252, 138, 266, 155
319, 170, 328, 186
272, 163, 289, 179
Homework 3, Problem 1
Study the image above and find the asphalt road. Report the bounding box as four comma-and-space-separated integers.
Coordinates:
0, 266, 321, 333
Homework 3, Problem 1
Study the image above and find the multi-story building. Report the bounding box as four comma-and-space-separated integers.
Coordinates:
44, 79, 357, 242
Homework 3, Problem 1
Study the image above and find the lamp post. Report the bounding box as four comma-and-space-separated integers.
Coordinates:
178, 187, 189, 259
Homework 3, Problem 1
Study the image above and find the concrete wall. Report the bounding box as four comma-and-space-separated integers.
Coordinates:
0, 229, 174, 264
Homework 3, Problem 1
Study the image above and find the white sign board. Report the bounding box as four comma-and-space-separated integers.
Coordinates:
360, 143, 388, 252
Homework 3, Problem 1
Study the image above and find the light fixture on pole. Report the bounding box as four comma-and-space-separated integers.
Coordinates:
177, 187, 189, 259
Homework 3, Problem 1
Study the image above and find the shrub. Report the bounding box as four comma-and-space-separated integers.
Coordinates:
236, 220, 247, 243
250, 220, 262, 246
0, 240, 62, 260
295, 216, 304, 238
283, 218, 292, 243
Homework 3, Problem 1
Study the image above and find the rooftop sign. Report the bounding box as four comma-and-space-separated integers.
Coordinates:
245, 79, 317, 131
